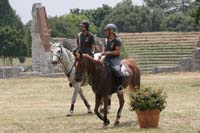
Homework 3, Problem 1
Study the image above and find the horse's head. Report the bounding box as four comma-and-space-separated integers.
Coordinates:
51, 42, 63, 65
73, 49, 84, 82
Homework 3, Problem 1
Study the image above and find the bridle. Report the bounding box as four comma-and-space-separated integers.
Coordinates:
53, 45, 63, 62
53, 44, 76, 78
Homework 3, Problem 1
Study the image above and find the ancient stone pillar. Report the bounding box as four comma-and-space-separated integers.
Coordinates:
31, 3, 54, 73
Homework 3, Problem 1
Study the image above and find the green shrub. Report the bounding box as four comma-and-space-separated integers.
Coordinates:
130, 86, 167, 111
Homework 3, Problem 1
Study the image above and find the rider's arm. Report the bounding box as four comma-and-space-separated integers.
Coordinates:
77, 37, 80, 48
91, 35, 95, 53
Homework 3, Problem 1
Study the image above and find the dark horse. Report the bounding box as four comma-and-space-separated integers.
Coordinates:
73, 51, 140, 126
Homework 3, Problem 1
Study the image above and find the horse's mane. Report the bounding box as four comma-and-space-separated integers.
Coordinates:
62, 46, 75, 62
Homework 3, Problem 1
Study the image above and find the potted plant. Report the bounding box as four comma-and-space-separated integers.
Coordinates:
130, 86, 167, 128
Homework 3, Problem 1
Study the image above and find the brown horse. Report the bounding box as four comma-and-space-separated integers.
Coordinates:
73, 51, 140, 126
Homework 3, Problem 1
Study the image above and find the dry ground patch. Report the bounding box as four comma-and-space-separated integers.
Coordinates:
0, 73, 200, 133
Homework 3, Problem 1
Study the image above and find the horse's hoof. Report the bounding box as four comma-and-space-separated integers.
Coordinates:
69, 83, 73, 87
88, 110, 93, 114
100, 108, 103, 113
66, 111, 73, 117
114, 120, 120, 126
103, 119, 110, 126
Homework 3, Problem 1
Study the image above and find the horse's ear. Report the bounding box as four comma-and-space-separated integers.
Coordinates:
73, 49, 77, 57
73, 48, 83, 59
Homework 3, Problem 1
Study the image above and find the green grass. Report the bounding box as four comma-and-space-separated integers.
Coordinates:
0, 73, 200, 132
0, 58, 31, 67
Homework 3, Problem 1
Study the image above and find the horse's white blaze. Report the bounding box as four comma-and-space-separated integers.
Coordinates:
52, 55, 59, 62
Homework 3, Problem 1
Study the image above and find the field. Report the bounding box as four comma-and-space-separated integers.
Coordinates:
0, 58, 31, 67
0, 73, 200, 133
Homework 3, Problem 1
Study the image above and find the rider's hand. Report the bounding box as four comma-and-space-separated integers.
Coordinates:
98, 55, 102, 60
102, 51, 111, 56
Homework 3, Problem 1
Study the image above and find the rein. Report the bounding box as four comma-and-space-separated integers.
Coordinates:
66, 60, 76, 77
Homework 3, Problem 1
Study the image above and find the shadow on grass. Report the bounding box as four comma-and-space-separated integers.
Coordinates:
45, 112, 94, 120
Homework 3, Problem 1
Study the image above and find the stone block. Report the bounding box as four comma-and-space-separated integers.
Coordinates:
153, 66, 181, 74
179, 57, 193, 71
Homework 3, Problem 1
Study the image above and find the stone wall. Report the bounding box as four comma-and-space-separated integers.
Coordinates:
192, 47, 200, 71
153, 66, 181, 74
153, 49, 200, 73
0, 67, 23, 78
179, 57, 193, 71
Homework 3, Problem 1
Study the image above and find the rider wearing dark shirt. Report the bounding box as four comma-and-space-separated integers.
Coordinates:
102, 23, 124, 93
77, 20, 95, 57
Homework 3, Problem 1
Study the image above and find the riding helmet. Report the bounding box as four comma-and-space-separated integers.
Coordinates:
104, 23, 117, 32
80, 20, 90, 30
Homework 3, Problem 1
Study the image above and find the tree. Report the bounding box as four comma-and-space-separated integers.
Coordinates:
99, 0, 154, 34
192, 0, 200, 24
80, 4, 112, 28
0, 27, 27, 65
0, 0, 23, 31
151, 8, 165, 31
24, 21, 32, 56
48, 14, 97, 38
161, 13, 196, 31
177, 0, 194, 13
143, 0, 176, 10
0, 0, 28, 65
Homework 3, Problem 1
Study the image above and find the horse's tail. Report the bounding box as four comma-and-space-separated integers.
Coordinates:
122, 58, 141, 92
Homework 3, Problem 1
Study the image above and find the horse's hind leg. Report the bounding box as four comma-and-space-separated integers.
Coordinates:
79, 88, 92, 113
114, 92, 125, 126
103, 96, 110, 126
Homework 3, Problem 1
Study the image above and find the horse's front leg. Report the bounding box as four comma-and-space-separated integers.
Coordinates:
94, 95, 104, 122
78, 87, 92, 113
100, 95, 111, 114
103, 96, 110, 126
114, 92, 125, 126
66, 84, 80, 117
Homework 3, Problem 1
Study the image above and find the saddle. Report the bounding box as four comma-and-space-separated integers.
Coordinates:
109, 64, 130, 78
105, 63, 130, 93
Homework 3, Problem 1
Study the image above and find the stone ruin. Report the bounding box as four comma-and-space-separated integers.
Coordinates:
153, 42, 200, 74
30, 3, 103, 75
31, 3, 55, 73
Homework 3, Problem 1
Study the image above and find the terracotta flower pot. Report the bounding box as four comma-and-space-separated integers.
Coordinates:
135, 109, 160, 128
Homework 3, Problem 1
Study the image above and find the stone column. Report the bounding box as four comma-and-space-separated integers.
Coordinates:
31, 3, 54, 73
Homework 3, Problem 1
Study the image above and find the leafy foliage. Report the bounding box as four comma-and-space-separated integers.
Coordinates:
0, 0, 28, 65
161, 13, 197, 31
0, 27, 27, 65
48, 14, 97, 38
47, 0, 198, 38
130, 86, 167, 111
0, 0, 23, 31
192, 0, 200, 24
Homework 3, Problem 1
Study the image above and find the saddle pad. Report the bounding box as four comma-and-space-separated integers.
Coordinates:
120, 64, 130, 76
